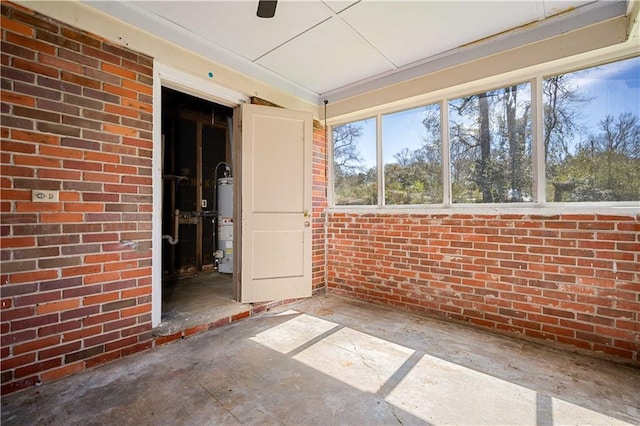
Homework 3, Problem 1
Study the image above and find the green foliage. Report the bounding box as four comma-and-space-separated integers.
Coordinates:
334, 166, 377, 205
384, 155, 442, 205
549, 113, 640, 201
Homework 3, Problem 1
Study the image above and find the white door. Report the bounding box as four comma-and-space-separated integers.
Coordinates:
239, 104, 313, 303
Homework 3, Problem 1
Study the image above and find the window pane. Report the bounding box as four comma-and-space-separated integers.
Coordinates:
383, 104, 442, 205
449, 83, 533, 203
333, 118, 377, 205
544, 56, 640, 202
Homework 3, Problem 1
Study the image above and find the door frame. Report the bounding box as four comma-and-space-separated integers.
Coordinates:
151, 62, 249, 326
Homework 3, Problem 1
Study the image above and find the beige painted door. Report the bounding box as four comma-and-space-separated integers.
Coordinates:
239, 104, 313, 303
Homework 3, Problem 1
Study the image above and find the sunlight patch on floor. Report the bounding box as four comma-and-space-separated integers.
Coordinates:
293, 327, 414, 393
552, 397, 634, 425
250, 312, 337, 354
386, 353, 537, 424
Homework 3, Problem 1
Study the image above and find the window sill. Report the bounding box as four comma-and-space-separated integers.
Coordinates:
328, 202, 640, 216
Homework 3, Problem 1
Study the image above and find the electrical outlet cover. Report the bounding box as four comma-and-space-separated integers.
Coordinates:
32, 190, 59, 202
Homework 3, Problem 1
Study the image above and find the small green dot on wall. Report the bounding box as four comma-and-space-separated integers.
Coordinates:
208, 72, 214, 78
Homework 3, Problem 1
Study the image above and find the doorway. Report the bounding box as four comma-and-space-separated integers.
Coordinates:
157, 87, 248, 335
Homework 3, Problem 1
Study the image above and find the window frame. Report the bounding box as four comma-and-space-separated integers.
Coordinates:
331, 116, 378, 207
447, 79, 535, 205
328, 53, 640, 212
380, 102, 444, 206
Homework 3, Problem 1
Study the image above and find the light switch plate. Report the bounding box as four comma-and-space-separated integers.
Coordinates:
32, 190, 59, 202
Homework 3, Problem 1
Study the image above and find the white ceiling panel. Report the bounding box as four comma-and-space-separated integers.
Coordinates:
131, 0, 333, 61
341, 1, 540, 67
258, 16, 394, 94
83, 0, 627, 103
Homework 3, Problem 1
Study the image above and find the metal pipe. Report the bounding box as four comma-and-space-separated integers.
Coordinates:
227, 116, 233, 168
162, 209, 180, 245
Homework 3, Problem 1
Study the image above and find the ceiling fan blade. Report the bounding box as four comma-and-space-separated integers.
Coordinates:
257, 0, 277, 18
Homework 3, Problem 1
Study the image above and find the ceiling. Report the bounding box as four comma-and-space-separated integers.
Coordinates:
85, 1, 629, 105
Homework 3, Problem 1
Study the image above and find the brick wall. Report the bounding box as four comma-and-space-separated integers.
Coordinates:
1, 3, 154, 394
312, 125, 327, 293
327, 212, 640, 363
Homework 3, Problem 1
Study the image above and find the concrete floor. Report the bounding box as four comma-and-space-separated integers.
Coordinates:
156, 272, 250, 336
2, 295, 638, 425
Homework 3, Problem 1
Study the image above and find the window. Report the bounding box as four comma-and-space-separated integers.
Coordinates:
333, 118, 377, 205
544, 56, 640, 202
331, 55, 639, 207
383, 104, 442, 205
449, 83, 532, 203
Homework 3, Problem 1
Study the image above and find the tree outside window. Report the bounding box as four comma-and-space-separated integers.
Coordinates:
449, 83, 533, 203
544, 56, 640, 202
383, 104, 442, 205
333, 119, 377, 205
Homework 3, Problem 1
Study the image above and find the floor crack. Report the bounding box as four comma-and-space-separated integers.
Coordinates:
351, 340, 374, 371
255, 407, 285, 425
385, 399, 404, 425
349, 339, 403, 424
200, 383, 242, 424
349, 340, 388, 388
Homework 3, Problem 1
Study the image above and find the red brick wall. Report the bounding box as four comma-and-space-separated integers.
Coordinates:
312, 125, 327, 293
1, 3, 154, 394
327, 212, 640, 363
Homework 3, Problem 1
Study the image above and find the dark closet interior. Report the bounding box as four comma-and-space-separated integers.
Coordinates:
158, 88, 246, 334
161, 87, 233, 276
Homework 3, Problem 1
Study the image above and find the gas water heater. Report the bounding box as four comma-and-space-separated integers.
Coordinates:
216, 177, 233, 274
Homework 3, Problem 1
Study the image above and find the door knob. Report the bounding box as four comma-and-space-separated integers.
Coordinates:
304, 221, 311, 227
